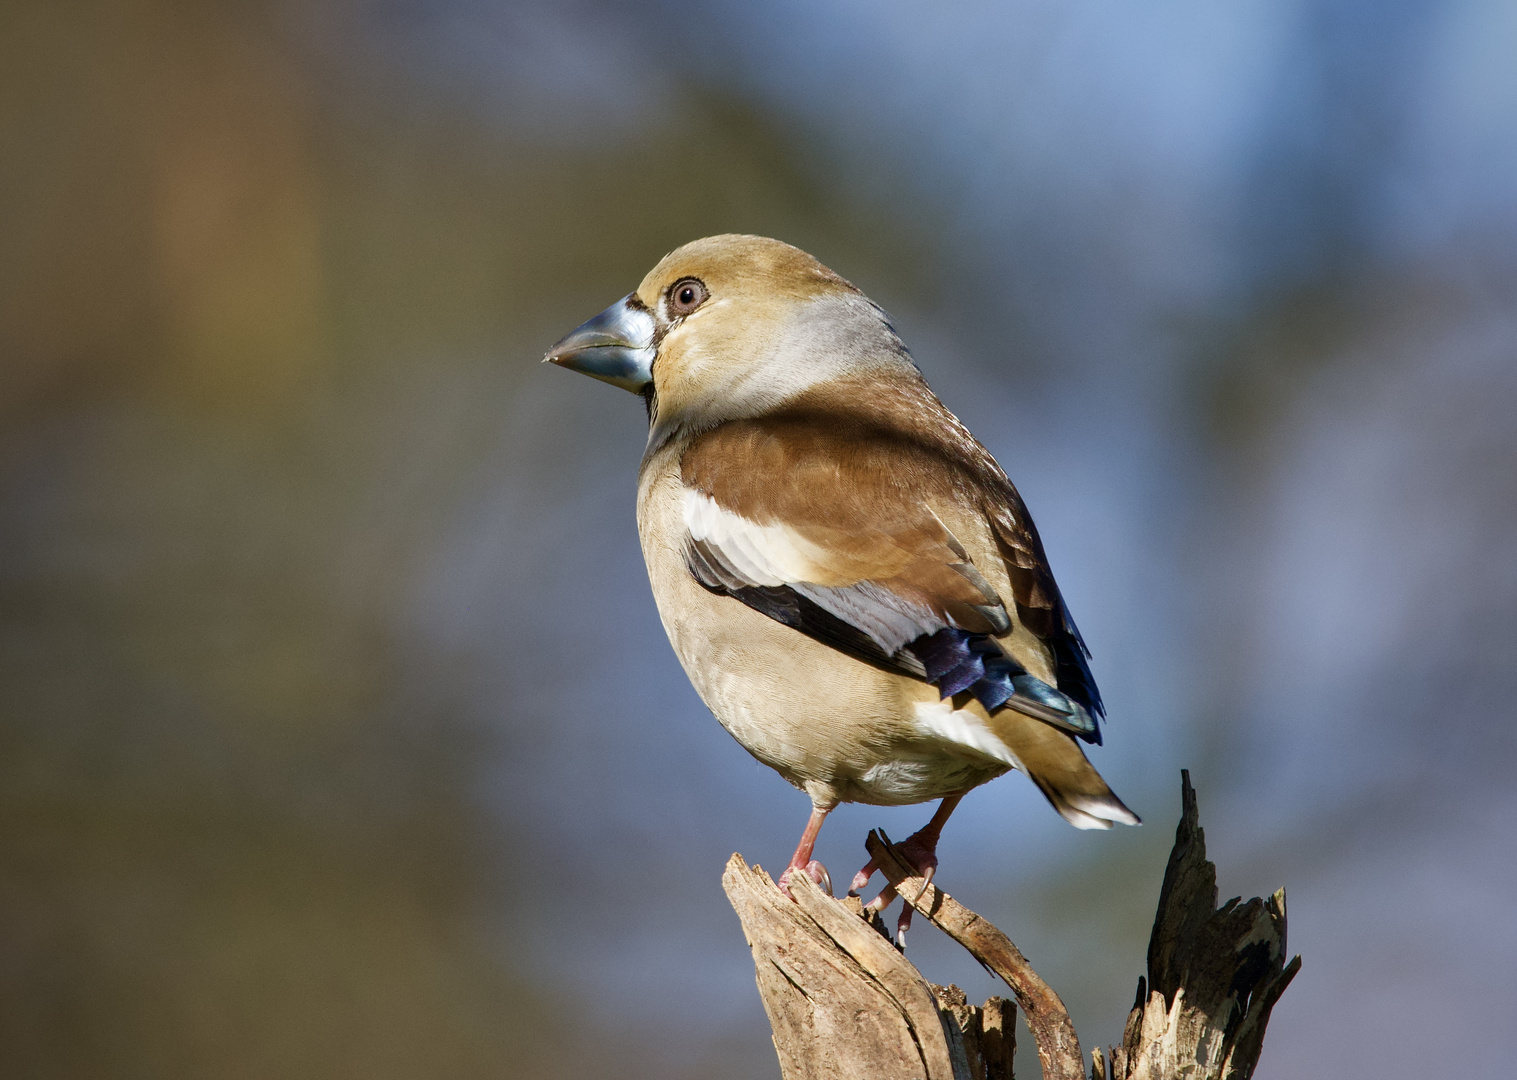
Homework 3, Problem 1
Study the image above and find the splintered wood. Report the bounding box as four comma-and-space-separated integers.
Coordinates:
1106, 772, 1301, 1080
722, 772, 1299, 1080
721, 857, 967, 1080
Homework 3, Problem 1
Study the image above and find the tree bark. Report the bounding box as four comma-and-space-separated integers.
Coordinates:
723, 772, 1299, 1080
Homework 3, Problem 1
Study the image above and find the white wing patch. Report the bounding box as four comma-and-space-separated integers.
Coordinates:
912, 699, 1023, 770
682, 488, 816, 585
682, 489, 944, 655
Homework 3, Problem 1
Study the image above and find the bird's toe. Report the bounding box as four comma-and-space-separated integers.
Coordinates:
779, 859, 833, 900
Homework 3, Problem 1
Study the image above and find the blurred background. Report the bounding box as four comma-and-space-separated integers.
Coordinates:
3, 1, 1514, 1076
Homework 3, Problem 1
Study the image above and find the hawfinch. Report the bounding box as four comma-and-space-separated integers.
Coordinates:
546, 235, 1137, 923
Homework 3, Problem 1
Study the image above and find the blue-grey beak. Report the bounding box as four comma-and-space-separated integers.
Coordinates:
543, 295, 656, 393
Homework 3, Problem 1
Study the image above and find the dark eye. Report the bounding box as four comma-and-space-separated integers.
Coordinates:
668, 278, 708, 316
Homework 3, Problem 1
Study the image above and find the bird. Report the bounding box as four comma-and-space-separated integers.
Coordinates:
544, 234, 1137, 934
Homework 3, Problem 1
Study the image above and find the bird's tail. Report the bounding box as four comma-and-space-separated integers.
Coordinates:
986, 708, 1140, 830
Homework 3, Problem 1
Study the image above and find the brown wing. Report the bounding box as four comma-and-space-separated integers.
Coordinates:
680, 373, 1105, 737
680, 404, 1011, 648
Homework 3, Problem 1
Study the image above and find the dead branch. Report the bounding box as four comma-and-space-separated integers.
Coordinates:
1109, 772, 1301, 1080
864, 829, 1085, 1080
723, 772, 1299, 1080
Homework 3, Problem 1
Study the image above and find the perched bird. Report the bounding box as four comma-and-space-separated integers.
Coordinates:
545, 235, 1137, 929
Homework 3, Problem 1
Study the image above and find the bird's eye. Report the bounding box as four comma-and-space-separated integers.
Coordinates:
668, 278, 708, 316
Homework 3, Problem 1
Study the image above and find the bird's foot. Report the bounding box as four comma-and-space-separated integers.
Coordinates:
778, 859, 832, 900
848, 827, 941, 947
849, 826, 941, 899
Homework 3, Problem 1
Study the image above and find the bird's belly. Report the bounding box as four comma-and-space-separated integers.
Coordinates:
646, 552, 1004, 800
679, 628, 1008, 804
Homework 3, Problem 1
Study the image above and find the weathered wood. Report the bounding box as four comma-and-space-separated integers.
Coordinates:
1107, 771, 1301, 1080
722, 855, 970, 1080
930, 984, 1017, 1080
865, 829, 1086, 1080
724, 772, 1298, 1080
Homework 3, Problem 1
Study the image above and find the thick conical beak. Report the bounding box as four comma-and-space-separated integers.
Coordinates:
543, 295, 656, 393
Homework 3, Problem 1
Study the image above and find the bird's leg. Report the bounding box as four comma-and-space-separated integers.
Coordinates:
850, 794, 964, 945
851, 793, 963, 898
778, 805, 832, 899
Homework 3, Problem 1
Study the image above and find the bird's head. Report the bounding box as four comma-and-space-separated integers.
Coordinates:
544, 235, 916, 444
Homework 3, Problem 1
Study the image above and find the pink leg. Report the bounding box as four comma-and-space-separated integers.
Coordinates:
778, 805, 833, 899
849, 794, 964, 944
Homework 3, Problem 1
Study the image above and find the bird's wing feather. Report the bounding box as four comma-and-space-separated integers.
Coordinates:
985, 497, 1105, 725
678, 392, 1103, 740
682, 485, 1006, 654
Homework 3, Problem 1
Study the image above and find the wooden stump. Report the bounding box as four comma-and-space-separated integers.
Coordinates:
1109, 775, 1301, 1080
723, 772, 1299, 1080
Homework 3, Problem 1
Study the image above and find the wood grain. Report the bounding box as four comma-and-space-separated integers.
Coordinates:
864, 829, 1086, 1080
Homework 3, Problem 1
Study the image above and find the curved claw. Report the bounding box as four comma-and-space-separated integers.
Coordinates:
912, 862, 937, 905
